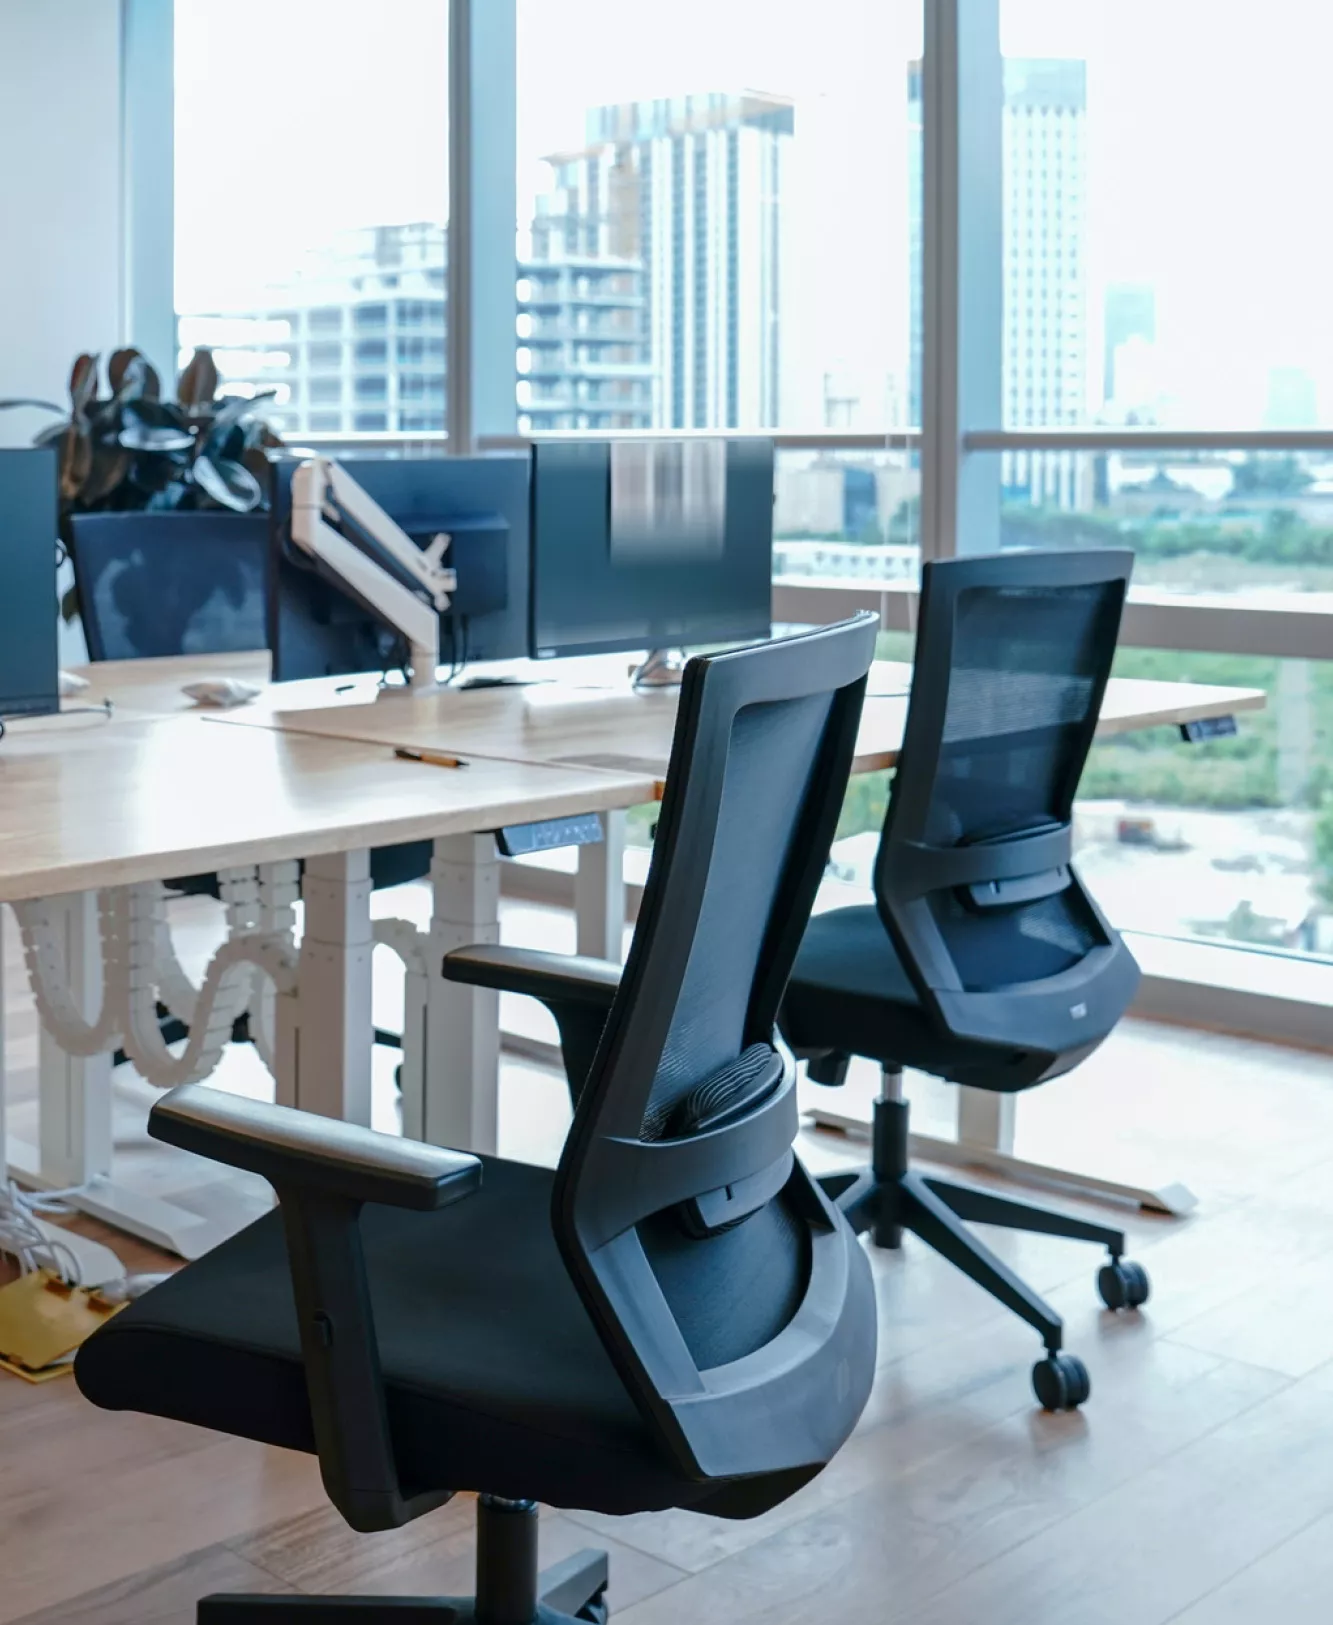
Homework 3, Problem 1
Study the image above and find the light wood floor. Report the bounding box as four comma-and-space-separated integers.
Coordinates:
5, 891, 1333, 1624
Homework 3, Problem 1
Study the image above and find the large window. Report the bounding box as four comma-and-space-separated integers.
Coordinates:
1000, 1, 1333, 435
157, 0, 1333, 1017
173, 0, 449, 437
515, 0, 921, 435
994, 1, 1333, 604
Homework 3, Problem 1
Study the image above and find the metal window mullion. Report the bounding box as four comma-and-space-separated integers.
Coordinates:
921, 0, 1003, 563
120, 0, 175, 374
448, 0, 517, 454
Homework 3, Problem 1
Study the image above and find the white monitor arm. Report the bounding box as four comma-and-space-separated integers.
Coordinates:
289, 457, 458, 692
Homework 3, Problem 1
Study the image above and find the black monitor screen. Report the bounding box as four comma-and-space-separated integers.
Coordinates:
529, 438, 774, 659
0, 449, 58, 717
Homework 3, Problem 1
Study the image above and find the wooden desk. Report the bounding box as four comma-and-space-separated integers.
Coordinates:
0, 697, 652, 1256
0, 710, 651, 900
43, 649, 1267, 1233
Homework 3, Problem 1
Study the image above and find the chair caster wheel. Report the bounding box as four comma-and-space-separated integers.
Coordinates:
1098, 1259, 1150, 1311
1032, 1352, 1090, 1411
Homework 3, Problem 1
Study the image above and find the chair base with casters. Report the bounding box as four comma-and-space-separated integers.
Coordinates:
196, 1495, 608, 1624
815, 1064, 1150, 1411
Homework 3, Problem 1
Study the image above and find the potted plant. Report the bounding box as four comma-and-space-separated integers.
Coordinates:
1, 347, 283, 617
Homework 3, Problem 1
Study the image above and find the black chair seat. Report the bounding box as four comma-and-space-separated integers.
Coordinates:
76, 1156, 718, 1516
784, 904, 1000, 1085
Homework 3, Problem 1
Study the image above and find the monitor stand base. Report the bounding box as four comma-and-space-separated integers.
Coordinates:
631, 649, 686, 689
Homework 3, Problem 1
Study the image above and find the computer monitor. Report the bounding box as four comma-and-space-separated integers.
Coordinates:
268, 453, 530, 681
528, 438, 774, 673
71, 512, 268, 661
0, 448, 59, 717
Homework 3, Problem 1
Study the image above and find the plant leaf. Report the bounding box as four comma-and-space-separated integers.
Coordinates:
192, 453, 262, 511
68, 353, 99, 419
107, 348, 141, 394
59, 422, 93, 501
80, 445, 133, 506
177, 348, 219, 410
201, 389, 276, 450
0, 397, 65, 415
119, 424, 195, 453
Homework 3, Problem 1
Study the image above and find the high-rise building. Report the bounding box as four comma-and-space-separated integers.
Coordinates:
181, 220, 655, 437
538, 92, 795, 430
1103, 283, 1156, 406
179, 223, 450, 439
908, 58, 1088, 505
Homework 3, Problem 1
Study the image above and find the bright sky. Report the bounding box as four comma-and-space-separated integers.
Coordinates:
174, 0, 1333, 428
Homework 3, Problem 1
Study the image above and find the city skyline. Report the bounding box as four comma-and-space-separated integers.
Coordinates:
175, 0, 1333, 432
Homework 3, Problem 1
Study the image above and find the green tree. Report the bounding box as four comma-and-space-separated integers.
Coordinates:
1315, 793, 1333, 906
1230, 454, 1314, 498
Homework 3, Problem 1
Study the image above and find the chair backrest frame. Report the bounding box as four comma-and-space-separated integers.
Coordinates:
553, 614, 880, 1484
874, 549, 1140, 1074
71, 511, 269, 662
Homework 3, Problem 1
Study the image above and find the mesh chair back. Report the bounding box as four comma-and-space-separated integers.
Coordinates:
72, 512, 268, 661
554, 615, 879, 1486
875, 550, 1139, 1079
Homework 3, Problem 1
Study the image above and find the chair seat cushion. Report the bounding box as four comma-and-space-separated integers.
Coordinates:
75, 1156, 731, 1516
783, 905, 992, 1083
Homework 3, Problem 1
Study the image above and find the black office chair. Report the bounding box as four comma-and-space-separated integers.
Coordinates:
70, 510, 427, 1051
75, 613, 881, 1625
779, 550, 1149, 1410
71, 511, 270, 661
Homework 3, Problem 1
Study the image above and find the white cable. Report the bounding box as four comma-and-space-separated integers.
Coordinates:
249, 862, 301, 1071
0, 1181, 85, 1285
120, 884, 298, 1087
17, 881, 299, 1089
13, 894, 121, 1055
372, 916, 429, 975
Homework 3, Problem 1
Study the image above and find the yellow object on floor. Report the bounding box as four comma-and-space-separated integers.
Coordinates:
0, 1270, 124, 1382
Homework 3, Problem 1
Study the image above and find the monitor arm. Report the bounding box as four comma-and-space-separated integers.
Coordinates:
289, 457, 458, 692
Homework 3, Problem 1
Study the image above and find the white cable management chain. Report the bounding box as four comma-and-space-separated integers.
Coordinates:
13, 863, 301, 1090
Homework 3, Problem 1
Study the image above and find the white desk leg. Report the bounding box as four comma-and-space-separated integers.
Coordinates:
36, 892, 113, 1188
419, 834, 500, 1154
4, 893, 222, 1261
288, 851, 374, 1124
956, 1085, 1015, 1156
574, 811, 627, 961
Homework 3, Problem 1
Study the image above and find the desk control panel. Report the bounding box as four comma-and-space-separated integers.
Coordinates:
494, 813, 606, 857
1179, 715, 1237, 743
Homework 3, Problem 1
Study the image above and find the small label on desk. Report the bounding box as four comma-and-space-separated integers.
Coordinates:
1179, 715, 1238, 743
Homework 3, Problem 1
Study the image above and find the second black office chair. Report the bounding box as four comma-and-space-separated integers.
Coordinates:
782, 549, 1150, 1409
75, 613, 880, 1623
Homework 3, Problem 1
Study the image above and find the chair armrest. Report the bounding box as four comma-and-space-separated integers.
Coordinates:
151, 1084, 481, 1533
150, 1083, 481, 1212
442, 946, 621, 1109
441, 944, 622, 1006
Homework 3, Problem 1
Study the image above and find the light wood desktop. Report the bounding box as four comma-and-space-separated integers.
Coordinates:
0, 687, 652, 1256
204, 654, 1266, 784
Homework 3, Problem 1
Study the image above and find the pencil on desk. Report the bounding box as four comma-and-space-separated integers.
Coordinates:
394, 746, 470, 770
